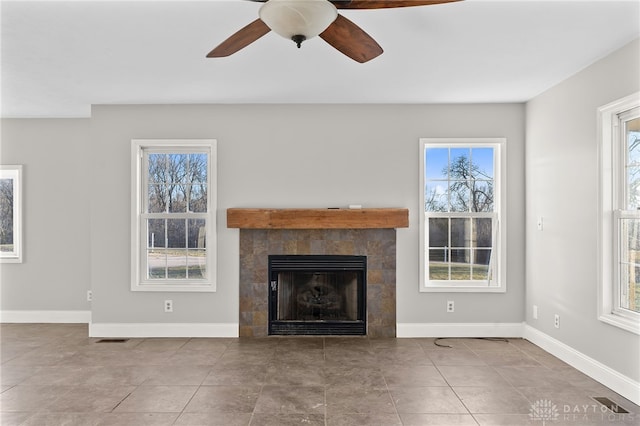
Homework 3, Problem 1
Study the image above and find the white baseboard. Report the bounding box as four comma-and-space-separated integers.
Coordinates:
397, 322, 525, 338
89, 322, 239, 338
0, 310, 91, 323
523, 324, 640, 406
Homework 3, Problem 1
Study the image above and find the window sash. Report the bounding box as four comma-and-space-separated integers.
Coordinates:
425, 212, 499, 287
140, 215, 209, 282
614, 210, 640, 320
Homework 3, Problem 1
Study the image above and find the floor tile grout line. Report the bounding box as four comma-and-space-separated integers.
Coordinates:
431, 362, 477, 422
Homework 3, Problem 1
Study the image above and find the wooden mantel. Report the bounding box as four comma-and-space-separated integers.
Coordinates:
227, 208, 409, 229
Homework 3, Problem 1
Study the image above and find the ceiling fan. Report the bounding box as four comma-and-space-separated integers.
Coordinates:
207, 0, 462, 63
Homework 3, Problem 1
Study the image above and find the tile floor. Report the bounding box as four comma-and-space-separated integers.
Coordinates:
1, 324, 638, 425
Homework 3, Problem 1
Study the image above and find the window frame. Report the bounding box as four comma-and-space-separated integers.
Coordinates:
598, 93, 640, 334
419, 138, 507, 293
131, 139, 217, 292
0, 165, 23, 263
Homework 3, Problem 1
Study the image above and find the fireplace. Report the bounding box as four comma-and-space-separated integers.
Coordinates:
236, 226, 404, 338
268, 255, 366, 335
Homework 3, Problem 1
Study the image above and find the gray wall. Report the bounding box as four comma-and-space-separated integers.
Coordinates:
526, 38, 640, 381
89, 103, 526, 325
0, 119, 91, 311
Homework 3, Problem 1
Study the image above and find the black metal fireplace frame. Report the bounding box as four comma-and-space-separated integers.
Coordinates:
268, 255, 367, 336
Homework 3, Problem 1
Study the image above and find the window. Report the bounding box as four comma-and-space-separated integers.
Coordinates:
131, 140, 216, 292
599, 93, 640, 334
0, 165, 22, 263
420, 138, 506, 292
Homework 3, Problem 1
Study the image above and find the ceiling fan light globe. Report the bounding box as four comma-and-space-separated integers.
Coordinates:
259, 0, 338, 42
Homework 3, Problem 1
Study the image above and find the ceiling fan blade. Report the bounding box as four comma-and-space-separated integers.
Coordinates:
320, 14, 383, 63
207, 19, 270, 57
334, 0, 461, 9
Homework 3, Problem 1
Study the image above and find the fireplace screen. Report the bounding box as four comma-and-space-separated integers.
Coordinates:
268, 255, 366, 335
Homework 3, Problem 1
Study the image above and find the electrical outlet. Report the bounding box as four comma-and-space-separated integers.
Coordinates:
87, 290, 93, 302
164, 300, 173, 313
533, 305, 538, 320
554, 314, 560, 328
447, 301, 454, 313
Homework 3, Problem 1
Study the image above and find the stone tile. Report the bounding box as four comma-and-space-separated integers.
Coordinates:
20, 365, 93, 386
453, 386, 532, 414
46, 385, 135, 413
142, 365, 211, 386
274, 337, 324, 350
3, 347, 78, 366
162, 349, 224, 366
529, 352, 572, 369
472, 413, 534, 425
250, 413, 325, 426
184, 385, 261, 413
325, 346, 378, 365
326, 386, 396, 414
2, 324, 636, 426
371, 346, 434, 366
174, 412, 252, 426
390, 387, 469, 414
516, 386, 600, 409
0, 366, 42, 386
113, 385, 197, 413
494, 366, 572, 388
203, 363, 267, 386
324, 363, 387, 389
474, 350, 542, 367
264, 360, 326, 386
0, 385, 69, 411
368, 338, 422, 349
459, 338, 517, 351
381, 365, 448, 387
21, 412, 103, 426
399, 413, 478, 425
326, 413, 403, 425
253, 385, 325, 414
78, 366, 151, 386
130, 339, 190, 351
420, 339, 470, 350
97, 412, 179, 425
426, 349, 487, 366
437, 365, 511, 387
0, 412, 34, 426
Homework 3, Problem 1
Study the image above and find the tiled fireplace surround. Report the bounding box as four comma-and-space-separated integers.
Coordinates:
238, 229, 397, 338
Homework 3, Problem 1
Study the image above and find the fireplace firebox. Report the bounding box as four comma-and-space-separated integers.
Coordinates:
268, 255, 367, 335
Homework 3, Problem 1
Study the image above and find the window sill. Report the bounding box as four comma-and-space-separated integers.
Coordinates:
598, 312, 640, 335
131, 283, 216, 293
420, 286, 505, 293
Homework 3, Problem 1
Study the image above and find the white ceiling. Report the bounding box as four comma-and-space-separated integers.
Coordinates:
1, 0, 639, 118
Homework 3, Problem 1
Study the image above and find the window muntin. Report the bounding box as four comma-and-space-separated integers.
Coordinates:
132, 140, 216, 292
420, 139, 505, 292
